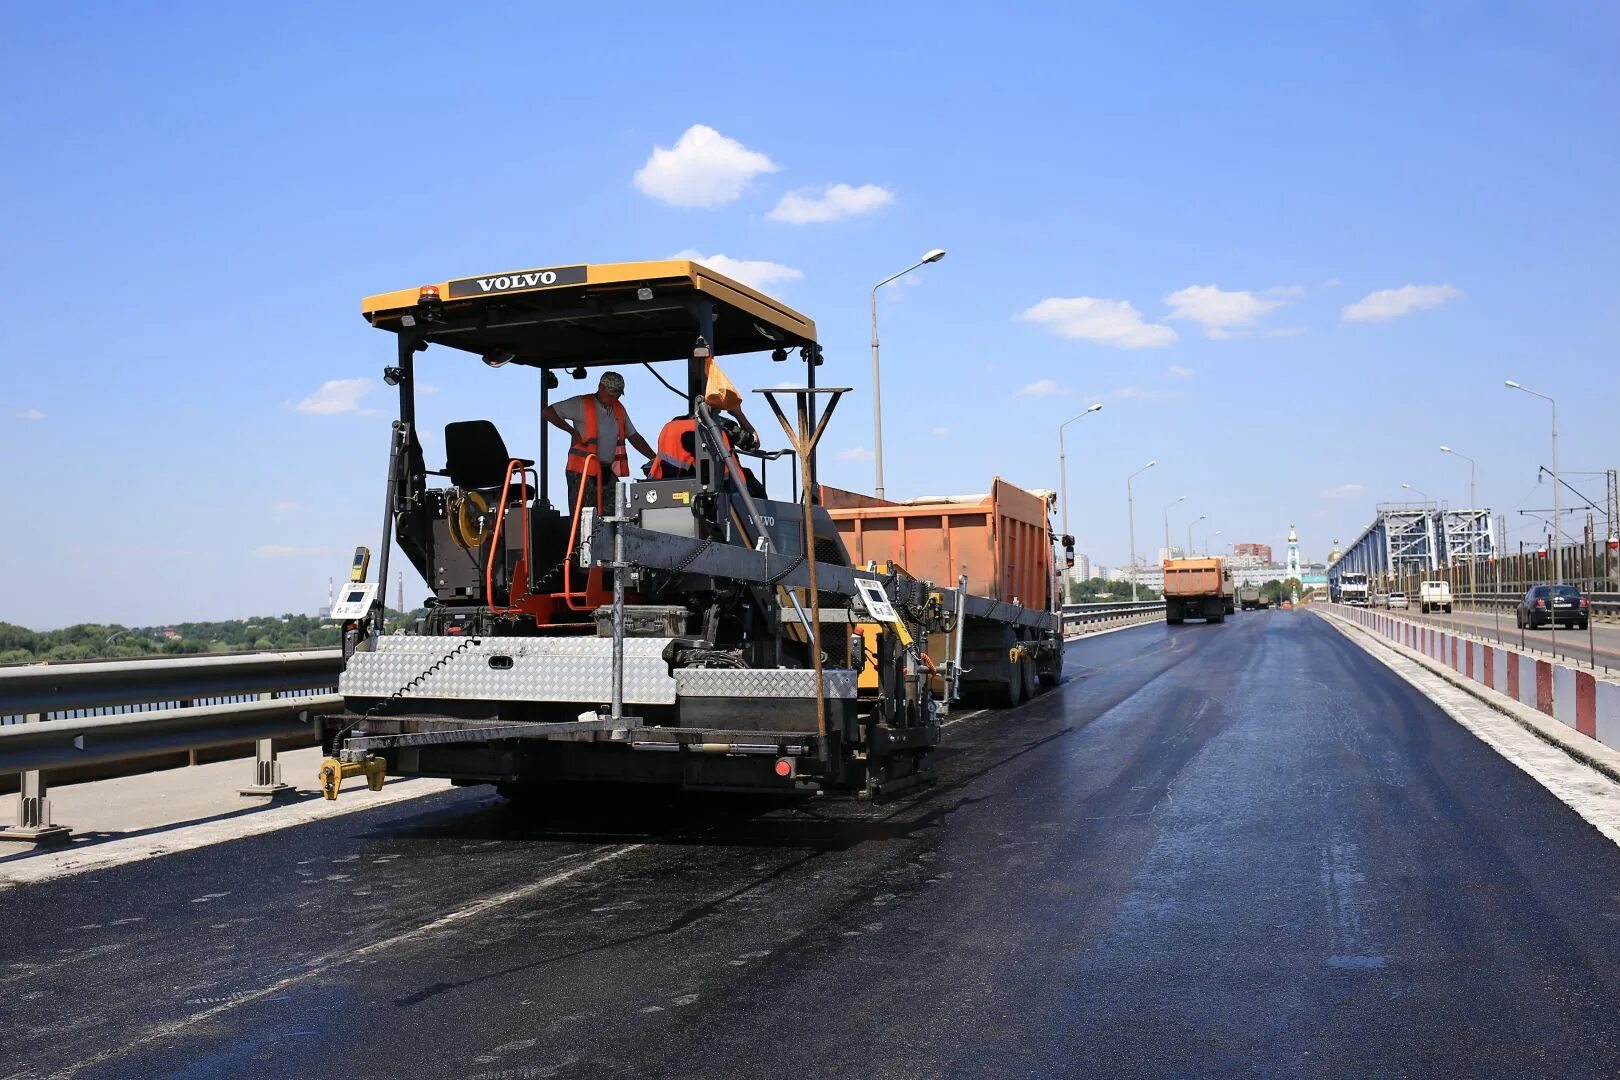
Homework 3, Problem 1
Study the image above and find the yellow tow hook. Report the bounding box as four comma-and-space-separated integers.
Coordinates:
319, 756, 387, 800
1008, 644, 1035, 665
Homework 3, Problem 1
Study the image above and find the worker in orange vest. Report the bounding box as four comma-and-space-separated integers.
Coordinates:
648, 407, 765, 496
543, 371, 655, 511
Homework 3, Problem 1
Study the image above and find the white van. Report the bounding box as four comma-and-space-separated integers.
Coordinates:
1419, 580, 1452, 614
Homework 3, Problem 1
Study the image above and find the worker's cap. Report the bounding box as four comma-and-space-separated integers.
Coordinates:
598, 371, 625, 394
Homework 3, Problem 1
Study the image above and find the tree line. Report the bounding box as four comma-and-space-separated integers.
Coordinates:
0, 610, 422, 665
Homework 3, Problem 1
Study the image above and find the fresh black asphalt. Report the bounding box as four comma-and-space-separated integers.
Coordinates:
4, 612, 1620, 1078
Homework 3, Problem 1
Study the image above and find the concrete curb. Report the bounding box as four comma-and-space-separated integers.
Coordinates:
1315, 609, 1620, 786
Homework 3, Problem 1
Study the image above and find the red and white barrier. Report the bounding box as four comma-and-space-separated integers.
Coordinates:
1328, 607, 1620, 755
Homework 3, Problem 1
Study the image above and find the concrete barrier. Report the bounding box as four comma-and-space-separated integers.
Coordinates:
1327, 605, 1620, 757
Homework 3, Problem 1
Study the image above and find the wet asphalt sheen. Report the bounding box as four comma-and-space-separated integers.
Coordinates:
5, 612, 1620, 1079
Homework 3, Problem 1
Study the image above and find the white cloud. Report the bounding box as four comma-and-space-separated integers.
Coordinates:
633, 124, 778, 208
1165, 284, 1287, 338
1019, 379, 1063, 397
254, 545, 339, 558
838, 447, 875, 462
1167, 365, 1193, 378
1341, 283, 1461, 323
16, 408, 44, 421
293, 378, 372, 415
768, 183, 894, 224
269, 500, 303, 514
1319, 483, 1364, 499
931, 426, 951, 437
1019, 297, 1176, 349
1323, 278, 1342, 287
671, 249, 802, 290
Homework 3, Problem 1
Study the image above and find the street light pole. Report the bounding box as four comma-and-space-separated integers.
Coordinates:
1057, 404, 1103, 601
1127, 461, 1157, 602
1506, 381, 1560, 583
1188, 515, 1205, 557
1058, 404, 1104, 539
1163, 495, 1185, 557
870, 248, 946, 499
1439, 445, 1477, 510
1401, 482, 1430, 502
1441, 444, 1480, 610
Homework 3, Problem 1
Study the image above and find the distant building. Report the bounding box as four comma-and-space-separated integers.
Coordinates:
1158, 545, 1185, 563
1090, 563, 1106, 582
1234, 542, 1273, 563
161, 627, 180, 640
1072, 554, 1092, 581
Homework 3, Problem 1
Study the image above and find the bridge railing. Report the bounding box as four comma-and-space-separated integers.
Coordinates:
1, 650, 343, 843
1368, 592, 1620, 616
1062, 600, 1167, 635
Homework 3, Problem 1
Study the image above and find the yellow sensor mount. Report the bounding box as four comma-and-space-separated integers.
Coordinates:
349, 546, 371, 583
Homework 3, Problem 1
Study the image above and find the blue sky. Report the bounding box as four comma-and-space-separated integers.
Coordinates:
3, 2, 1617, 627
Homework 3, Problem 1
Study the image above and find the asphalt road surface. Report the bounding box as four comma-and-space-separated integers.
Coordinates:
5, 611, 1620, 1079
1395, 602, 1620, 671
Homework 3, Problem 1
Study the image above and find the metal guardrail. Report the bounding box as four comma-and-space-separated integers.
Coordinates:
1062, 600, 1167, 633
1361, 592, 1620, 616
0, 648, 343, 717
0, 650, 343, 844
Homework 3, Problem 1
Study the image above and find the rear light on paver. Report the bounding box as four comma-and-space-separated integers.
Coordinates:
774, 758, 795, 778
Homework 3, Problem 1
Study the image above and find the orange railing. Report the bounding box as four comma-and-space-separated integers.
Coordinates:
483, 459, 532, 613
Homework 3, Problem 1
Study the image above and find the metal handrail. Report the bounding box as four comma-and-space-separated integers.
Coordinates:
0, 694, 338, 775
0, 649, 344, 716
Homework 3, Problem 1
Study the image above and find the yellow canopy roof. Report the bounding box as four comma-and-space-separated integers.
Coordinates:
362, 259, 817, 368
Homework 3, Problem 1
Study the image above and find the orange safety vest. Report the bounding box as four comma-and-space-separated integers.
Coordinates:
649, 416, 731, 479
566, 396, 630, 477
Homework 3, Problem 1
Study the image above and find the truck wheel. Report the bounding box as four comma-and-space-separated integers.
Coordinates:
1021, 657, 1039, 699
1038, 648, 1064, 689
1000, 669, 1025, 708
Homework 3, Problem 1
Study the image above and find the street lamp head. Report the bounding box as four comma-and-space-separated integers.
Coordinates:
1401, 483, 1413, 490
1145, 460, 1157, 469
1087, 403, 1103, 413
921, 248, 946, 264
1504, 380, 1520, 389
1439, 445, 1452, 454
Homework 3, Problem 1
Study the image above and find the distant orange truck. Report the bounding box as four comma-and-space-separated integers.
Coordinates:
1162, 557, 1232, 625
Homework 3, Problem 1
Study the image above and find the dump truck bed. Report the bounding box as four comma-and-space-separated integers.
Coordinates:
820, 479, 1053, 605
1162, 557, 1226, 597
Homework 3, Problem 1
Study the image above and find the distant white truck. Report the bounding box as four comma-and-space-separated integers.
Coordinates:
1419, 580, 1453, 614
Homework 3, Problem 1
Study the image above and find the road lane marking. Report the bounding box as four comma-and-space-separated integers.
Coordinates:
0, 779, 455, 890
1320, 614, 1620, 849
38, 843, 642, 1080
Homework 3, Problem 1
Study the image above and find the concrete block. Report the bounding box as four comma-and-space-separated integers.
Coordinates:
1553, 666, 1577, 727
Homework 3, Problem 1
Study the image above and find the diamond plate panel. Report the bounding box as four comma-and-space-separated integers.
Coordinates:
674, 667, 857, 700
339, 636, 677, 705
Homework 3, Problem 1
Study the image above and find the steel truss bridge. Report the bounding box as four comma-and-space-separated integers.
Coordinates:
1328, 502, 1496, 585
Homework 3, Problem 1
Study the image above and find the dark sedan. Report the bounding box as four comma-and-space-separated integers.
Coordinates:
1515, 584, 1590, 630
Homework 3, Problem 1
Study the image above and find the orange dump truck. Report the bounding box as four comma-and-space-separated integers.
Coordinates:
821, 479, 1064, 706
1162, 556, 1232, 624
